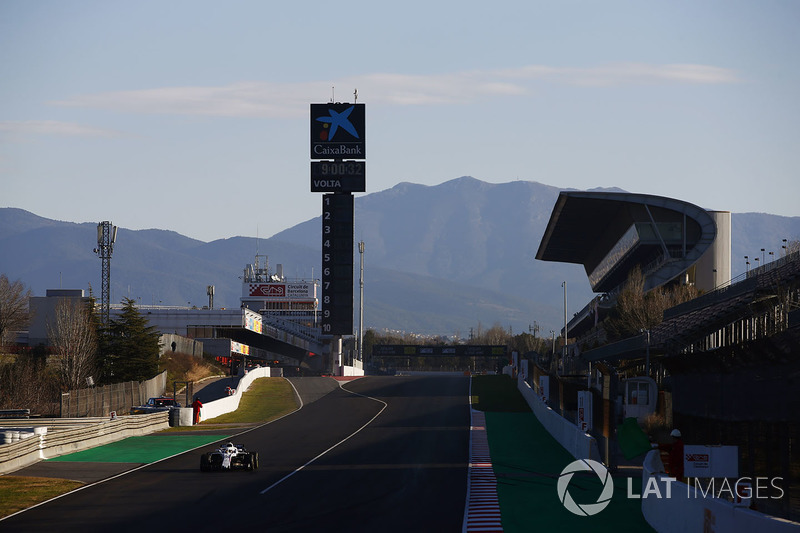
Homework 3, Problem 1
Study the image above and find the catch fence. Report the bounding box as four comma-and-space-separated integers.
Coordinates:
60, 371, 167, 417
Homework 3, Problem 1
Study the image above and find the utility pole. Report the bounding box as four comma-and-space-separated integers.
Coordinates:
358, 240, 365, 362
561, 281, 568, 376
93, 221, 117, 328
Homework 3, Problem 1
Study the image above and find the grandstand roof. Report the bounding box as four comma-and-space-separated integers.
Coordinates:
536, 191, 717, 293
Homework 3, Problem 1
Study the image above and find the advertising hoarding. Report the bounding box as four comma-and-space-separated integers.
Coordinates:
245, 283, 314, 299
683, 445, 739, 478
310, 103, 365, 160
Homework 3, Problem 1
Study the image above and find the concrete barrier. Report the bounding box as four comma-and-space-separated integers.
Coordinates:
517, 375, 602, 462
341, 364, 365, 377
641, 450, 800, 532
199, 367, 274, 422
0, 413, 168, 475
169, 407, 194, 427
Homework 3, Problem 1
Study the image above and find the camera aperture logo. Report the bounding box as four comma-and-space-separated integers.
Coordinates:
557, 459, 614, 516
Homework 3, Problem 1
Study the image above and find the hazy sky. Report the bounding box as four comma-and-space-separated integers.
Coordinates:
2, 1, 798, 242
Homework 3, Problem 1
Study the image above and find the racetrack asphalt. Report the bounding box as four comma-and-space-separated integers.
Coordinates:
9, 376, 338, 484
1, 375, 469, 532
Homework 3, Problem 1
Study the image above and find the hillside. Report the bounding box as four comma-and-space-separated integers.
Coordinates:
1, 177, 799, 335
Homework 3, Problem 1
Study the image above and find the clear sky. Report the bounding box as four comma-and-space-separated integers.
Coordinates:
2, 1, 798, 242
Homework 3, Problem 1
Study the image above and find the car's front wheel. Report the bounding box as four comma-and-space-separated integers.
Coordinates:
250, 452, 259, 471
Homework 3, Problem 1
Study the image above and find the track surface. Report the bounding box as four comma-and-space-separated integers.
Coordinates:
2, 375, 469, 532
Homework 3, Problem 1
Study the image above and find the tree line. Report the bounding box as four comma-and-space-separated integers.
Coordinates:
0, 274, 161, 414
362, 265, 710, 359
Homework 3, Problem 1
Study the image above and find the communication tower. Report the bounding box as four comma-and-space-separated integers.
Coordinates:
93, 221, 117, 327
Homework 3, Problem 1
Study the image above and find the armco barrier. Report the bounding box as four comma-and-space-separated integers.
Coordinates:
517, 375, 602, 461
199, 367, 274, 422
641, 450, 800, 532
0, 412, 169, 475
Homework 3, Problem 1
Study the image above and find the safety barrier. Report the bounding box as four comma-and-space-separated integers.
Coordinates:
198, 367, 275, 422
341, 361, 365, 377
0, 412, 169, 475
517, 374, 602, 461
641, 450, 799, 532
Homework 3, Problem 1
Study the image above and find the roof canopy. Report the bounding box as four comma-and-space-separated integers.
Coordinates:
536, 191, 716, 293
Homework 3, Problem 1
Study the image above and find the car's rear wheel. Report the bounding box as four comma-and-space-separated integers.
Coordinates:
250, 452, 259, 471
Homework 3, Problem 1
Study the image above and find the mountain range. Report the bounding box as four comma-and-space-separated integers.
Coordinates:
2, 177, 799, 336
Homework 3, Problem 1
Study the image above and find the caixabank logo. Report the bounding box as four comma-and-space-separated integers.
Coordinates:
557, 459, 615, 516
310, 103, 365, 159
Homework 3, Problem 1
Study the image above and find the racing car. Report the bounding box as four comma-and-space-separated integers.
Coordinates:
199, 442, 259, 472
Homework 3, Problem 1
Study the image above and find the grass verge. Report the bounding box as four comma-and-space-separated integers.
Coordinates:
201, 377, 299, 424
471, 374, 531, 412
0, 476, 84, 518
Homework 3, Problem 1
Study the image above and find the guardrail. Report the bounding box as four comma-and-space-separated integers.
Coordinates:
0, 412, 169, 475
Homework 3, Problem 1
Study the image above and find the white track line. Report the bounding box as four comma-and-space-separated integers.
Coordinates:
259, 379, 387, 495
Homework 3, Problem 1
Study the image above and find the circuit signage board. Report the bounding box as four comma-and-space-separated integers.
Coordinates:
310, 160, 366, 192
321, 193, 354, 335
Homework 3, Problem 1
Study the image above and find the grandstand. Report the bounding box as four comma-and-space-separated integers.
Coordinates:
534, 190, 799, 521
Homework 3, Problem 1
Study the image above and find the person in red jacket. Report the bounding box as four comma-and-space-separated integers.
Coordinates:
659, 429, 685, 481
192, 396, 203, 425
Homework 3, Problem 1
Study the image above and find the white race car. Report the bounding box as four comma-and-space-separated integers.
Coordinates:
199, 442, 259, 472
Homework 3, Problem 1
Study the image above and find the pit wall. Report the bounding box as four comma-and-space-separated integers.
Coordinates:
641, 450, 799, 533
198, 367, 274, 422
516, 374, 602, 462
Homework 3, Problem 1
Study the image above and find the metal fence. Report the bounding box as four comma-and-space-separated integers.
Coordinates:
60, 371, 167, 418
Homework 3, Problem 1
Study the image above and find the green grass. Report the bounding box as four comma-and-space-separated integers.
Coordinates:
471, 374, 654, 532
48, 435, 227, 463
0, 476, 84, 518
201, 377, 299, 424
471, 374, 531, 412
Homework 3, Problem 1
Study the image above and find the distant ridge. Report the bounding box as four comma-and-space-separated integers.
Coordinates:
2, 177, 799, 335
